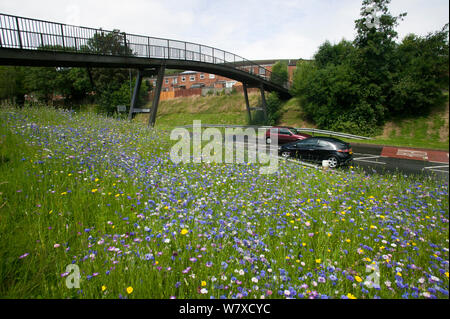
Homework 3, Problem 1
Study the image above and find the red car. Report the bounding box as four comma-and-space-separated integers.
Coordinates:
265, 127, 312, 144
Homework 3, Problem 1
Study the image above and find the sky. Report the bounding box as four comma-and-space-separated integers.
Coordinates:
1, 0, 448, 60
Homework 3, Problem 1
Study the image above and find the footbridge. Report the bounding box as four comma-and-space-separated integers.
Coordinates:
0, 13, 292, 126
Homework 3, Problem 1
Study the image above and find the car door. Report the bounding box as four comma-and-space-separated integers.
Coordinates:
296, 138, 317, 161
278, 128, 292, 144
315, 140, 333, 162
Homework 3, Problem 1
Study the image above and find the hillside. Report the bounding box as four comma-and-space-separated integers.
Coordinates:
134, 92, 449, 150
135, 92, 260, 129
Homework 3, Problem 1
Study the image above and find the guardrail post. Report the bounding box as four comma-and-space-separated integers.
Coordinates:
15, 16, 23, 49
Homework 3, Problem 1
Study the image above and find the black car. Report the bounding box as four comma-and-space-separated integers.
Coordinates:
278, 136, 353, 168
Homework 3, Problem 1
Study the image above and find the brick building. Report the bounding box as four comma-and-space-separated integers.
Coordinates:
147, 59, 300, 100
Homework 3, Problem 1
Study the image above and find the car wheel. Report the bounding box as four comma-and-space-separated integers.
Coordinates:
266, 137, 271, 144
327, 156, 339, 168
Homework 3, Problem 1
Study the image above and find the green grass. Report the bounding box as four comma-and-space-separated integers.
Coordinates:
0, 105, 448, 299
134, 92, 260, 129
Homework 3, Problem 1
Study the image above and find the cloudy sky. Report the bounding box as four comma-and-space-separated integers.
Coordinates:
1, 0, 448, 60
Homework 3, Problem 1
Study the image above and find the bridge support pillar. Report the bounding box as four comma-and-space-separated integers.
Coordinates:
243, 83, 252, 123
128, 69, 143, 121
148, 65, 166, 128
259, 83, 268, 122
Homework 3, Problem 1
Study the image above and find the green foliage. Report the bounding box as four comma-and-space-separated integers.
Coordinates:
0, 66, 26, 104
291, 0, 449, 136
270, 61, 289, 86
86, 30, 132, 56
389, 25, 449, 116
0, 30, 146, 113
266, 92, 283, 125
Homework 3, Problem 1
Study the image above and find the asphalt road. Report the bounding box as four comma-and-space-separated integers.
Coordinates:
244, 138, 449, 180
187, 132, 449, 180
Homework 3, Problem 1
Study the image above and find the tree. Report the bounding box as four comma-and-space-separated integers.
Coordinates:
0, 66, 26, 105
270, 61, 289, 87
291, 0, 448, 136
84, 30, 135, 113
389, 24, 449, 116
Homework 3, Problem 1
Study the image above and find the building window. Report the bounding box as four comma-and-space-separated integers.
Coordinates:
209, 74, 215, 79
181, 76, 186, 82
259, 67, 266, 75
165, 79, 169, 84
172, 78, 177, 84
200, 73, 205, 79
190, 75, 195, 81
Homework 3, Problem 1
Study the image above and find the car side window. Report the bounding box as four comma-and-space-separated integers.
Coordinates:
317, 140, 331, 148
279, 128, 291, 135
298, 138, 317, 146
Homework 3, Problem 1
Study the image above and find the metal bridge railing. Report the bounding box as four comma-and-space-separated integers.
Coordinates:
0, 13, 291, 89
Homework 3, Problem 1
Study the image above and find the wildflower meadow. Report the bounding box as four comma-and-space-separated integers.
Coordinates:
0, 106, 448, 299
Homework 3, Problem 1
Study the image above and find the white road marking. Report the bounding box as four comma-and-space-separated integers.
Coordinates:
396, 149, 428, 160
353, 159, 387, 165
423, 164, 449, 170
352, 154, 386, 165
353, 155, 382, 160
428, 169, 449, 174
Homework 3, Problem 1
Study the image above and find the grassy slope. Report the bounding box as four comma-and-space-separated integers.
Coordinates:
134, 92, 260, 129
131, 92, 448, 150
278, 98, 449, 150
0, 106, 448, 299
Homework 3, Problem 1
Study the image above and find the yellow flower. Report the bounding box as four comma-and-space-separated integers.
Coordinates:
91, 189, 98, 193
180, 229, 189, 235
95, 178, 99, 182
201, 281, 207, 287
445, 272, 449, 278
347, 293, 357, 299
355, 276, 363, 283
315, 259, 321, 264
126, 286, 133, 294
345, 239, 351, 243
101, 285, 107, 292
